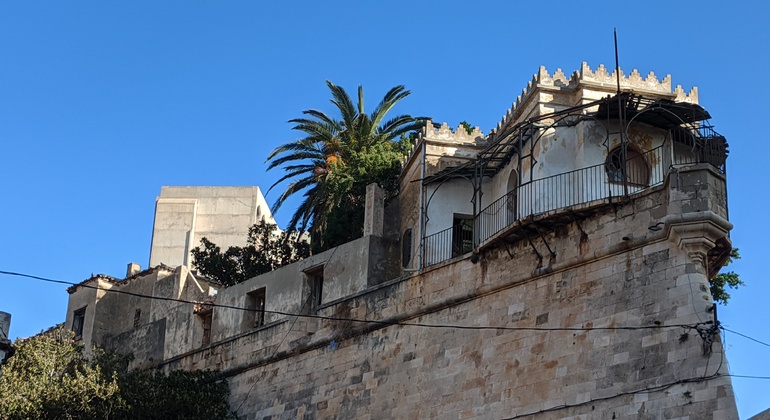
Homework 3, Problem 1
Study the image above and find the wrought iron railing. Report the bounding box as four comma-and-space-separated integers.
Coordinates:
423, 222, 474, 267
421, 140, 728, 268
671, 125, 727, 173
477, 147, 665, 247
424, 146, 672, 267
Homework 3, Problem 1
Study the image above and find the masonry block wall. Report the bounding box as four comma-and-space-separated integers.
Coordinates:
160, 166, 737, 419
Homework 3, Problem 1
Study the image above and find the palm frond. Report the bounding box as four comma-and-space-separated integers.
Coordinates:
378, 115, 427, 141
326, 81, 358, 130
266, 81, 422, 244
266, 165, 319, 195
370, 85, 410, 130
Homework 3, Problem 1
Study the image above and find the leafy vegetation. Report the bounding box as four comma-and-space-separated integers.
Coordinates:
0, 327, 235, 419
459, 120, 473, 135
710, 248, 744, 305
191, 220, 310, 286
266, 81, 426, 252
314, 139, 411, 251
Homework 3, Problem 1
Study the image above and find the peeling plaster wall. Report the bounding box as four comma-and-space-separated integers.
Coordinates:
424, 181, 474, 236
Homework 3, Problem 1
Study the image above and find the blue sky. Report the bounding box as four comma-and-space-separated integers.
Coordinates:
1, 1, 768, 417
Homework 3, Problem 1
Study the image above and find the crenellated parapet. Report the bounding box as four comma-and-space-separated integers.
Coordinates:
491, 62, 700, 135
577, 62, 672, 94
421, 120, 484, 143
402, 120, 485, 166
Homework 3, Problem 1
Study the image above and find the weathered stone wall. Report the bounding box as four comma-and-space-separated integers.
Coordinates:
160, 167, 737, 419
64, 277, 113, 352
66, 266, 215, 366
211, 234, 398, 344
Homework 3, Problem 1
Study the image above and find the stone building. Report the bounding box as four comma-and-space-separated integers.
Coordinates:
65, 63, 738, 418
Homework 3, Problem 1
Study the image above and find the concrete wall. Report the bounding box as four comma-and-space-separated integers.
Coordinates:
149, 186, 275, 268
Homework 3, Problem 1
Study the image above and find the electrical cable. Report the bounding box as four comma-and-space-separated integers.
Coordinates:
726, 374, 770, 380
6, 268, 769, 420
233, 290, 311, 414
505, 327, 731, 420
502, 374, 720, 420
0, 269, 711, 334
722, 327, 770, 348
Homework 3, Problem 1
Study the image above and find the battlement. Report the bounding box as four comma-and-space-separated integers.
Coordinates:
421, 120, 484, 143
402, 120, 485, 167
492, 62, 699, 135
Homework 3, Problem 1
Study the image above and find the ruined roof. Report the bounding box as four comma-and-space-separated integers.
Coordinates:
66, 264, 176, 294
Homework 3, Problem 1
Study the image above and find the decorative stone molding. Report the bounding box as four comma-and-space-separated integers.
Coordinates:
402, 120, 485, 168
491, 62, 699, 137
666, 211, 733, 271
420, 120, 484, 144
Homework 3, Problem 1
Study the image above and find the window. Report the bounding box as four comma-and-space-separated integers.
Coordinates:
606, 146, 650, 186
506, 170, 518, 224
194, 305, 213, 347
245, 288, 266, 329
402, 228, 413, 268
133, 309, 141, 328
305, 265, 325, 310
200, 312, 212, 346
72, 307, 86, 340
452, 215, 474, 257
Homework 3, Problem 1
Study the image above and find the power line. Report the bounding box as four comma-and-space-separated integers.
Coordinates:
234, 291, 311, 414
727, 374, 770, 380
504, 331, 736, 419
504, 373, 721, 420
0, 269, 710, 333
723, 327, 770, 348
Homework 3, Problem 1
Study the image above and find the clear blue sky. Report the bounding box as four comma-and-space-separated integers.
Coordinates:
1, 1, 768, 417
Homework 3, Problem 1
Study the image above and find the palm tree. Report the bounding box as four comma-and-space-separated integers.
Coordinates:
266, 81, 425, 243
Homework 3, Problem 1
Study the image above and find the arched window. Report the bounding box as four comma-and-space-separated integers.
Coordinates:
605, 146, 650, 186
506, 170, 518, 224
402, 228, 413, 268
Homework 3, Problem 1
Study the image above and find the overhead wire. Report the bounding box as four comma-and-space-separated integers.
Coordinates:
0, 269, 711, 333
233, 241, 341, 413
5, 267, 770, 418
722, 327, 770, 348
504, 323, 735, 419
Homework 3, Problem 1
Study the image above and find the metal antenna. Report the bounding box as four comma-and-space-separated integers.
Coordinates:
614, 28, 628, 196
614, 28, 621, 94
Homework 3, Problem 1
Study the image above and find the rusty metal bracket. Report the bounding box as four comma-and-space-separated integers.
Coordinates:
503, 240, 514, 259
533, 224, 556, 259
574, 218, 589, 248
524, 232, 543, 268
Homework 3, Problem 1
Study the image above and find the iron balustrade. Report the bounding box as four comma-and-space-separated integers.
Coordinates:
423, 224, 470, 267
423, 146, 681, 267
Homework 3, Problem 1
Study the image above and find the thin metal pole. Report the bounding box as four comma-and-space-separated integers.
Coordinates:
614, 28, 629, 197
614, 28, 621, 95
